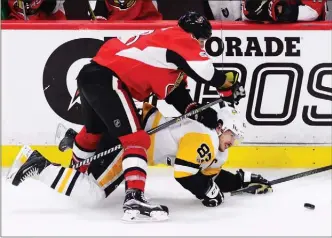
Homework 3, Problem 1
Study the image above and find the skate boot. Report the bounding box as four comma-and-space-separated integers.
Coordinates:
122, 189, 169, 222
7, 146, 52, 186
55, 124, 77, 152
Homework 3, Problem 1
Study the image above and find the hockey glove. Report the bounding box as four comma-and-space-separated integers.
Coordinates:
185, 102, 218, 129
237, 169, 273, 194
201, 180, 224, 207
218, 71, 246, 106
268, 0, 300, 22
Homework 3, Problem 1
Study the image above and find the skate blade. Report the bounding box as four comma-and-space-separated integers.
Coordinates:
121, 210, 169, 223
6, 145, 34, 184
55, 123, 71, 151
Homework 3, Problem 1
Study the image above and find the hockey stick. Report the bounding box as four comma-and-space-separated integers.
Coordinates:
230, 165, 332, 196
18, 0, 28, 20
87, 1, 96, 20
71, 97, 224, 169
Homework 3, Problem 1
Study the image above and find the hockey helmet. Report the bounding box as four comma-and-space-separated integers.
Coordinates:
216, 104, 246, 141
178, 11, 212, 40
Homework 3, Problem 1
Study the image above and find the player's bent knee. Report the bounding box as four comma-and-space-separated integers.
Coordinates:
119, 130, 151, 150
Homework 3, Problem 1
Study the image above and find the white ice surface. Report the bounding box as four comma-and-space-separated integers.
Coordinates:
2, 168, 332, 236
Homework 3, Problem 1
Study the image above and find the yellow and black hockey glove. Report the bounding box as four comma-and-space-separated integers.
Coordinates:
237, 169, 273, 194
218, 71, 246, 106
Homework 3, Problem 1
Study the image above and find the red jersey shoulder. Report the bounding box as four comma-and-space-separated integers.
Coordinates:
128, 26, 210, 62
94, 38, 127, 61
167, 27, 210, 61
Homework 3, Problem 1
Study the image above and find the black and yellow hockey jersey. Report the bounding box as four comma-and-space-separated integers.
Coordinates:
142, 103, 229, 198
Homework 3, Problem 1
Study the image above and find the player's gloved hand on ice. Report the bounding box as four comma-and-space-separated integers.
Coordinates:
201, 180, 224, 207
217, 71, 246, 106
185, 102, 218, 129
237, 169, 273, 194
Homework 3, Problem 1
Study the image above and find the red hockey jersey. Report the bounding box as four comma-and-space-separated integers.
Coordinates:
8, 0, 66, 20
105, 0, 162, 20
299, 0, 327, 21
93, 26, 215, 101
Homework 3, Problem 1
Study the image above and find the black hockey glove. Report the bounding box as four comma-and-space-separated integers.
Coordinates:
185, 102, 218, 129
201, 180, 224, 207
237, 169, 273, 194
269, 0, 300, 22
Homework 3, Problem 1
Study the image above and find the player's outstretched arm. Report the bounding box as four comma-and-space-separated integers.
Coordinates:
165, 49, 245, 106
214, 169, 273, 194
171, 11, 246, 105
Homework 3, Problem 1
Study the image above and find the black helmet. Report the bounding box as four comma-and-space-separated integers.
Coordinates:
178, 11, 212, 40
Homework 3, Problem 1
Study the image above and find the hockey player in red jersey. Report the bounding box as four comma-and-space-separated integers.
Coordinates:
77, 11, 244, 220
94, 0, 162, 20
7, 0, 66, 20
10, 11, 245, 221
242, 0, 327, 22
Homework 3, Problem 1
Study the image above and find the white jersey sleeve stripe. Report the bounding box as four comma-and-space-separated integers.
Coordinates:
174, 164, 200, 174
116, 47, 177, 69
187, 59, 215, 81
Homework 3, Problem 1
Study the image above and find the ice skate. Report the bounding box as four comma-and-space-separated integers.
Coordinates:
55, 123, 77, 152
122, 189, 169, 222
7, 146, 52, 186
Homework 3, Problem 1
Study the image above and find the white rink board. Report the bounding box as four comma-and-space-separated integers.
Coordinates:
1, 28, 332, 145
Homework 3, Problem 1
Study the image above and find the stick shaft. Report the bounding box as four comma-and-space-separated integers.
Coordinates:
270, 165, 332, 185
18, 0, 28, 20
87, 1, 96, 20
230, 165, 332, 196
147, 99, 222, 135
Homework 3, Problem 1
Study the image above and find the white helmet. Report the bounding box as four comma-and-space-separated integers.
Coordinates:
216, 104, 246, 140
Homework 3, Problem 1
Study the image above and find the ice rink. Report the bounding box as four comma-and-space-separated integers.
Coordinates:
2, 168, 331, 236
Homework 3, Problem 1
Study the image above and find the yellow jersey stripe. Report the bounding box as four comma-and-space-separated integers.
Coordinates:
58, 168, 73, 193
98, 155, 123, 188
201, 167, 221, 176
